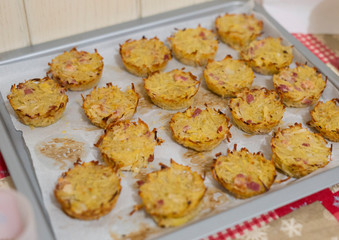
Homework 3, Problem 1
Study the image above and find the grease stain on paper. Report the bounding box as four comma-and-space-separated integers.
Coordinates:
37, 137, 87, 169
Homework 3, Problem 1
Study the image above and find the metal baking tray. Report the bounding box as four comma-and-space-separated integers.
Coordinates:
0, 1, 339, 239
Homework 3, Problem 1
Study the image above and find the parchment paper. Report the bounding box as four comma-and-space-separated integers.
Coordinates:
0, 6, 338, 240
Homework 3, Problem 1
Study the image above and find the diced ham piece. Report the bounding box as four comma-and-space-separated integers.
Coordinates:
302, 98, 313, 105
147, 154, 154, 162
183, 125, 190, 132
164, 54, 169, 60
65, 63, 75, 71
277, 84, 289, 93
144, 131, 151, 137
80, 59, 90, 64
136, 180, 145, 186
249, 47, 254, 56
234, 174, 246, 187
157, 199, 164, 206
301, 81, 314, 90
248, 26, 254, 31
68, 79, 77, 84
292, 72, 298, 77
192, 108, 202, 118
24, 88, 33, 95
302, 143, 310, 147
199, 31, 207, 39
209, 73, 220, 81
217, 126, 223, 133
247, 181, 260, 191
246, 120, 252, 124
174, 74, 188, 82
246, 94, 254, 104
59, 89, 66, 94
258, 40, 265, 47
294, 86, 301, 91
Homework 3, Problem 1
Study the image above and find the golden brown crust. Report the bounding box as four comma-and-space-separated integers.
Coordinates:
308, 99, 339, 142
138, 160, 206, 227
119, 36, 171, 77
240, 37, 293, 75
215, 13, 263, 50
81, 83, 139, 128
143, 69, 200, 110
7, 77, 68, 127
95, 119, 163, 172
168, 25, 218, 66
169, 106, 232, 151
229, 88, 285, 134
203, 55, 254, 97
49, 48, 104, 91
54, 160, 121, 220
273, 63, 327, 107
212, 145, 276, 199
271, 123, 332, 178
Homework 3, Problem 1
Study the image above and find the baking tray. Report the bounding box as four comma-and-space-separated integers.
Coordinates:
0, 1, 339, 239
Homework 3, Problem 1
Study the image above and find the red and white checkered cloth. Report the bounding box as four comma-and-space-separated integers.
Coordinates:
292, 33, 339, 70
206, 211, 278, 240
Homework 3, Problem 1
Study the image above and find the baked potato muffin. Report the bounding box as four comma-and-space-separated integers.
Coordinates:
203, 55, 254, 97
82, 83, 139, 128
240, 37, 293, 75
169, 106, 232, 151
7, 77, 68, 127
95, 119, 163, 172
271, 123, 332, 178
120, 36, 171, 77
212, 145, 276, 199
49, 47, 103, 91
308, 99, 339, 142
138, 160, 206, 227
273, 64, 327, 107
229, 88, 285, 134
54, 160, 121, 220
215, 13, 263, 50
168, 25, 218, 66
144, 69, 200, 110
